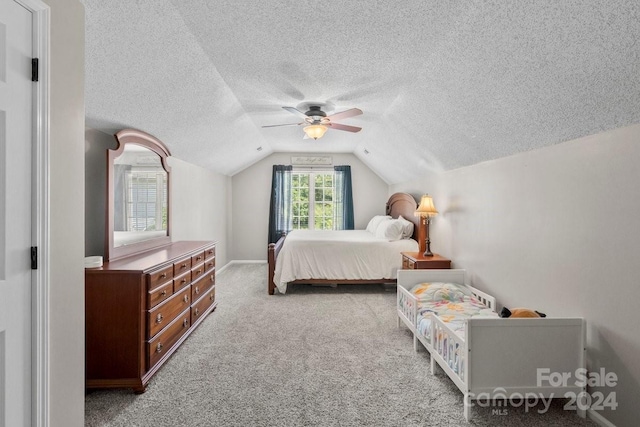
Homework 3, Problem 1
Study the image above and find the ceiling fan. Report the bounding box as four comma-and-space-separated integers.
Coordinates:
262, 105, 363, 140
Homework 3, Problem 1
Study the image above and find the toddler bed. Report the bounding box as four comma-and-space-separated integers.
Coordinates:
397, 269, 586, 421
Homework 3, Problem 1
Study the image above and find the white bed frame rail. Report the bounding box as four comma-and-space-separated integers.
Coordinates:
396, 269, 586, 421
437, 316, 586, 420
396, 269, 470, 351
396, 269, 497, 339
466, 285, 496, 311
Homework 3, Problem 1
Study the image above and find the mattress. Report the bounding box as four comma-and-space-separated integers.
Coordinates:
273, 229, 418, 293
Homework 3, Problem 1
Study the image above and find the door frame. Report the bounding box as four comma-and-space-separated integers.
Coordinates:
13, 0, 50, 426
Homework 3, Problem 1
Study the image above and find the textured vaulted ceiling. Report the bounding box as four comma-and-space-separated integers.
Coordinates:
83, 0, 640, 184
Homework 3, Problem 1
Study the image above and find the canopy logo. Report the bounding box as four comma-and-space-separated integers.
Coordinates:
464, 368, 618, 416
537, 367, 618, 388
537, 368, 618, 412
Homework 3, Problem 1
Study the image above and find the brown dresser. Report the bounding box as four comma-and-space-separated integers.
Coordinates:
85, 241, 217, 392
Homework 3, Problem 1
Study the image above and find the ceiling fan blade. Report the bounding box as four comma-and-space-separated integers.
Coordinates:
328, 123, 362, 133
262, 122, 304, 128
282, 106, 309, 120
303, 133, 310, 140
326, 108, 363, 122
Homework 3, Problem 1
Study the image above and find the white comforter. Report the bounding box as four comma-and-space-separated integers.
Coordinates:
273, 230, 419, 293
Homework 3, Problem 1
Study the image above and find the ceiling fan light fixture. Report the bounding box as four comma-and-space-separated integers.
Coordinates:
303, 124, 328, 140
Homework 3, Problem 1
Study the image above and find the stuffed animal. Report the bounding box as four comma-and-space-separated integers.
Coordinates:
499, 307, 546, 318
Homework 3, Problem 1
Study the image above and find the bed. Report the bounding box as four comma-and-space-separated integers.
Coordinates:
397, 269, 587, 421
267, 192, 420, 295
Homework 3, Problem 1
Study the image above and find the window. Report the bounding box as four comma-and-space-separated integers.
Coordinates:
291, 171, 335, 230
269, 164, 353, 243
125, 169, 167, 231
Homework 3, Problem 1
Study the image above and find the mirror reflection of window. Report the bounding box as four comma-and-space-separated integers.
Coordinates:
113, 143, 168, 247
125, 170, 167, 231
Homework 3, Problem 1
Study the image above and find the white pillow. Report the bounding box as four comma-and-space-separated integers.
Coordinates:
397, 215, 414, 239
366, 215, 391, 234
375, 218, 405, 241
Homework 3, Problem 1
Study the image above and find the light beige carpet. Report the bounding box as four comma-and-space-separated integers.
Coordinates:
85, 263, 597, 426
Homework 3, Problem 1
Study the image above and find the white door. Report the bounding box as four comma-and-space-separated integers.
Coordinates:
0, 1, 34, 426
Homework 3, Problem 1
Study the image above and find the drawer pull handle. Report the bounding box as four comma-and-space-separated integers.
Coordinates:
194, 307, 200, 316
210, 275, 214, 282
160, 290, 167, 297
195, 286, 200, 294
209, 293, 214, 301
183, 295, 189, 303
156, 342, 163, 353
183, 318, 189, 328
156, 313, 163, 323
195, 269, 202, 275
160, 273, 167, 279
181, 263, 187, 269
196, 256, 202, 261
181, 279, 187, 284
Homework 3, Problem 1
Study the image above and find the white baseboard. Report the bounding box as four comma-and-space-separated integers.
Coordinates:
216, 260, 267, 275
229, 260, 268, 264
587, 409, 616, 427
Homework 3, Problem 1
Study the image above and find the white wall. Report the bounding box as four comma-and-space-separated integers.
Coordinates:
231, 152, 389, 260
169, 157, 231, 267
46, 0, 85, 425
84, 128, 115, 257
393, 124, 640, 426
85, 129, 231, 267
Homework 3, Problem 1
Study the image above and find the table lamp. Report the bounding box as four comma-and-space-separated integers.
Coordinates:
414, 194, 438, 256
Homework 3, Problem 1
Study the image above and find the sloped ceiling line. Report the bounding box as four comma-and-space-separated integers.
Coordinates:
84, 0, 640, 184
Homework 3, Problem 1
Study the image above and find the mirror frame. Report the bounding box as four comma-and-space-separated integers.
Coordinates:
106, 129, 172, 261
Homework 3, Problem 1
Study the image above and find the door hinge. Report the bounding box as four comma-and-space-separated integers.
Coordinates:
31, 246, 38, 270
32, 58, 39, 82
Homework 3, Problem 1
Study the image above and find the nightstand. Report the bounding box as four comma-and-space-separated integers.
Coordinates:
401, 252, 451, 269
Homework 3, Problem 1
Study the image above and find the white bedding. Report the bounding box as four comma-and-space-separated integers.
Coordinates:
273, 229, 419, 293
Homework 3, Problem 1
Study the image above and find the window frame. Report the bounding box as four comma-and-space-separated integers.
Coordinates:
124, 168, 167, 232
291, 169, 335, 230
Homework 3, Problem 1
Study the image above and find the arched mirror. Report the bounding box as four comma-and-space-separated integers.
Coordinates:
106, 129, 171, 261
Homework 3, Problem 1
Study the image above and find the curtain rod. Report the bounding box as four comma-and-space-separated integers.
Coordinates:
291, 166, 335, 171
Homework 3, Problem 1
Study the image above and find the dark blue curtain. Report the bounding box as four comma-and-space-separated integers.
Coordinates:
268, 165, 293, 243
334, 165, 354, 230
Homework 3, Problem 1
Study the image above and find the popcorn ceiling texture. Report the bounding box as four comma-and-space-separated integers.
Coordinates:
84, 0, 640, 183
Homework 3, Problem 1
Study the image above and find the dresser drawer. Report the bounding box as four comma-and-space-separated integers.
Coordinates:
147, 265, 174, 291
401, 252, 452, 270
403, 257, 416, 269
147, 280, 173, 309
191, 251, 205, 266
191, 261, 206, 283
147, 288, 191, 339
191, 288, 216, 323
173, 256, 192, 276
147, 308, 191, 368
173, 270, 191, 293
191, 273, 215, 302
204, 257, 215, 273
204, 246, 215, 259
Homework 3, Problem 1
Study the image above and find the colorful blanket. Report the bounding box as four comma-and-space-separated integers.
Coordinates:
416, 296, 498, 339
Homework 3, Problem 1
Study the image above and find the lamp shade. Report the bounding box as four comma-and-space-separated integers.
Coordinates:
303, 124, 328, 140
414, 194, 438, 217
